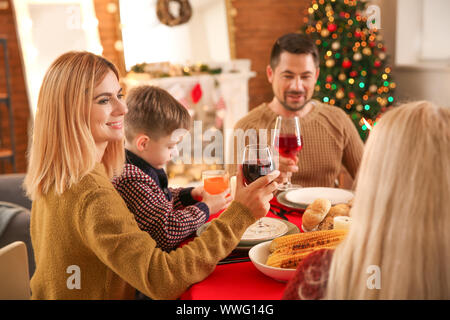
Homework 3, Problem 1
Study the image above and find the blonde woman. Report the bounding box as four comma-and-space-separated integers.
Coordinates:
24, 51, 279, 299
283, 101, 450, 299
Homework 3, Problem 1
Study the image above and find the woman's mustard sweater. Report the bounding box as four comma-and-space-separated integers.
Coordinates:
30, 163, 255, 299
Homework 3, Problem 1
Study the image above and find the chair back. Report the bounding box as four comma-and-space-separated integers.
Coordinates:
0, 241, 31, 299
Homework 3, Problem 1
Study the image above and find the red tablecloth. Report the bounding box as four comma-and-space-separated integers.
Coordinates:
179, 197, 304, 300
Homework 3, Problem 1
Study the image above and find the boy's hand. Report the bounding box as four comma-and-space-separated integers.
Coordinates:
233, 166, 280, 220
191, 186, 204, 201
201, 189, 233, 215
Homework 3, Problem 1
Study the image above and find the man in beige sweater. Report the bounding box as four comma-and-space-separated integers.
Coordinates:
228, 33, 364, 188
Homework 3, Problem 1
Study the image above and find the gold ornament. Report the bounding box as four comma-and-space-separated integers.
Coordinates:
338, 73, 346, 81
353, 52, 362, 61
331, 41, 340, 50
356, 105, 363, 112
369, 85, 378, 93
336, 90, 345, 99
325, 59, 335, 68
363, 47, 372, 55
321, 29, 330, 37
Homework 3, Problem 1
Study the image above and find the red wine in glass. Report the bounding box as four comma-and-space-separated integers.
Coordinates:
275, 134, 303, 159
242, 144, 276, 233
242, 145, 275, 186
242, 159, 275, 184
272, 116, 302, 190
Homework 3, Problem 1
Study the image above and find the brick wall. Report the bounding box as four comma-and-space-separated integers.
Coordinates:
0, 0, 310, 174
231, 0, 310, 109
93, 0, 126, 77
0, 0, 31, 174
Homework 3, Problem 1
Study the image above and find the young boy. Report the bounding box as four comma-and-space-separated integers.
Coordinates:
113, 85, 230, 252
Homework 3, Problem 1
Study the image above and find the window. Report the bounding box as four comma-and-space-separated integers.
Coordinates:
13, 0, 103, 115
396, 0, 450, 65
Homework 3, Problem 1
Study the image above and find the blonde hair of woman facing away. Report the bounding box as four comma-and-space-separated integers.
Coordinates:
326, 101, 450, 299
23, 51, 279, 299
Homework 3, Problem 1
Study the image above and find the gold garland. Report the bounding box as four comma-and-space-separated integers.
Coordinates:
156, 0, 192, 27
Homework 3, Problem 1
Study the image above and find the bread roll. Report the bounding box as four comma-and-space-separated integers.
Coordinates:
317, 214, 334, 230
301, 198, 331, 231
328, 203, 351, 218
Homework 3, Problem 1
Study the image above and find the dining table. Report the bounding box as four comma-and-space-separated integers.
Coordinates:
179, 196, 305, 300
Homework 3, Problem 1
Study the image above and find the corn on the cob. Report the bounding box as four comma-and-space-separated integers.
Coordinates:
267, 243, 338, 269
269, 229, 348, 253
266, 229, 348, 269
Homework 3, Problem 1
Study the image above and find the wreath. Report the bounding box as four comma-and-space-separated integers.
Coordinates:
156, 0, 192, 27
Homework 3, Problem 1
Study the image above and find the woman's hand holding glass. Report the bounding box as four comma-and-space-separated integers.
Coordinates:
234, 164, 280, 220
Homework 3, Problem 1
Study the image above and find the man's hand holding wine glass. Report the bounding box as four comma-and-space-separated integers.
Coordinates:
275, 155, 299, 185
272, 115, 303, 190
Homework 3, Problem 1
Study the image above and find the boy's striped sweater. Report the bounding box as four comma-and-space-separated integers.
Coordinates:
112, 150, 209, 251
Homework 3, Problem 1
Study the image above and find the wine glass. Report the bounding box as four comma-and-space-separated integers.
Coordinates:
242, 144, 276, 234
272, 116, 303, 190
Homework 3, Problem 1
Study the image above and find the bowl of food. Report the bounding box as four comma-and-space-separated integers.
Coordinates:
249, 229, 349, 282
248, 241, 297, 282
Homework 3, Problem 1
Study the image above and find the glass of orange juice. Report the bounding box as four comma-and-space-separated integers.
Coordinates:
202, 170, 229, 195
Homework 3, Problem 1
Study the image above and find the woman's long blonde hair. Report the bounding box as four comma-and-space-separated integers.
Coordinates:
24, 51, 125, 200
326, 101, 450, 299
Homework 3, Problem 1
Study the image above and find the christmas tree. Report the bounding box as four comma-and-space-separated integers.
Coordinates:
300, 0, 396, 141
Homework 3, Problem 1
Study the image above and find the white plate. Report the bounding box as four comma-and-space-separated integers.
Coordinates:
249, 241, 296, 282
276, 191, 307, 210
285, 187, 354, 207
240, 217, 288, 242
196, 217, 293, 247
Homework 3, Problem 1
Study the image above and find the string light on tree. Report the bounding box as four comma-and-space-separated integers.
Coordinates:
301, 0, 396, 140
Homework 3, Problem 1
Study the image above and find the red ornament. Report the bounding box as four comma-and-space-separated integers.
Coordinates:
354, 31, 362, 38
374, 60, 382, 68
349, 71, 358, 77
348, 92, 356, 99
327, 23, 337, 32
369, 41, 376, 48
326, 75, 333, 82
191, 83, 203, 104
340, 12, 346, 18
342, 59, 352, 69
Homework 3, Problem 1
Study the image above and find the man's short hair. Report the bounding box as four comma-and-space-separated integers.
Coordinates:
270, 33, 320, 69
125, 85, 191, 141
